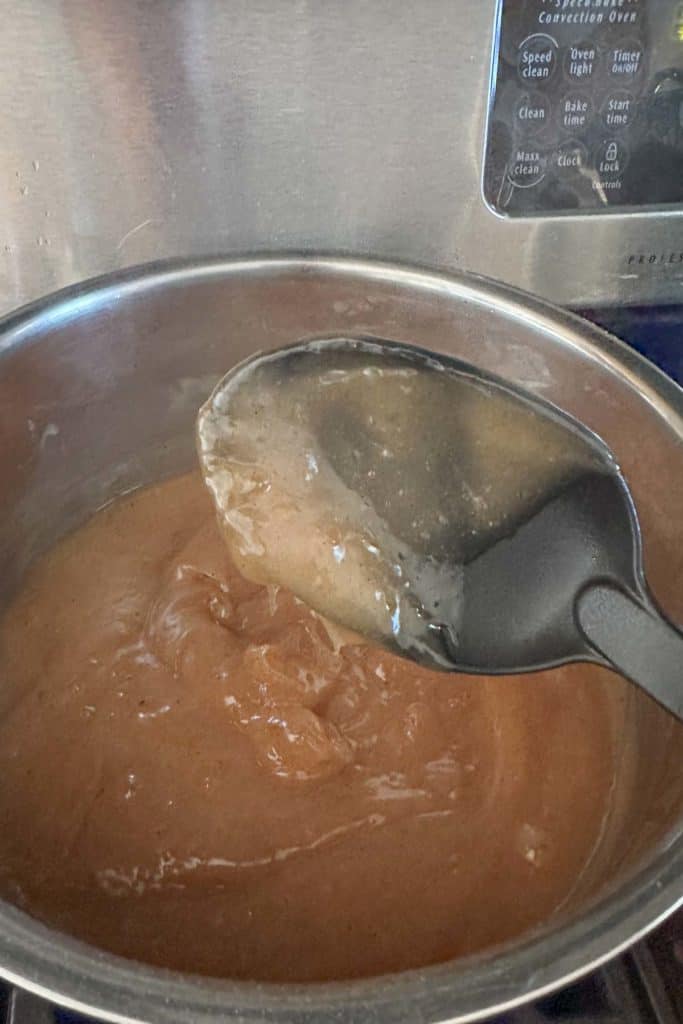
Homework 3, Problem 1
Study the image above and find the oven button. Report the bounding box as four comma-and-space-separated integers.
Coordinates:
518, 35, 557, 84
594, 138, 629, 177
552, 140, 588, 176
559, 92, 592, 132
507, 146, 548, 187
514, 93, 551, 136
601, 90, 636, 130
607, 40, 644, 81
563, 41, 598, 83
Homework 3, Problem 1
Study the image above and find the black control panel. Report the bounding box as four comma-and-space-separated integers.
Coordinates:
483, 0, 683, 215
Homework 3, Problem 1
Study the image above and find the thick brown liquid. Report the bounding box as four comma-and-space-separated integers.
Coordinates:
0, 473, 634, 981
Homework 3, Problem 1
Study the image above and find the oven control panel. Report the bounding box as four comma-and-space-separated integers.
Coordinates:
483, 0, 683, 215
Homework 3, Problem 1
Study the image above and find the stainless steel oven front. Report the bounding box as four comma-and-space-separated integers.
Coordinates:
0, 0, 681, 314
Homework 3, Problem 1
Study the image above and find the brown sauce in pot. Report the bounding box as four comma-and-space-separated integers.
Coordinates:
0, 473, 636, 981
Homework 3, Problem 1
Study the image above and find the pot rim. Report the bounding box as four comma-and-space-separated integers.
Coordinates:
0, 253, 681, 1024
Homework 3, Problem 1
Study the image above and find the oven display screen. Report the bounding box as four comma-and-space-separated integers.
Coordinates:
483, 0, 683, 215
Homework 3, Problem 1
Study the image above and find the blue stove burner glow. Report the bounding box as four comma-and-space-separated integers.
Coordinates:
578, 304, 683, 384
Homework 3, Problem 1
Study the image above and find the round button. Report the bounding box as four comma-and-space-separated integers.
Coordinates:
601, 90, 636, 130
607, 39, 644, 81
594, 138, 629, 178
552, 139, 589, 176
514, 92, 551, 136
563, 41, 598, 83
507, 146, 548, 188
559, 91, 592, 133
518, 35, 557, 85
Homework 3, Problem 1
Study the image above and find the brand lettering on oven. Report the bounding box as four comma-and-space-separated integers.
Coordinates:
626, 252, 683, 266
538, 0, 640, 27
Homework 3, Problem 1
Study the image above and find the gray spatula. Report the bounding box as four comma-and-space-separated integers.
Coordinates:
197, 337, 683, 721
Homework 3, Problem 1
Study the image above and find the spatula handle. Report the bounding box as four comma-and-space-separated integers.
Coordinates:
576, 582, 683, 722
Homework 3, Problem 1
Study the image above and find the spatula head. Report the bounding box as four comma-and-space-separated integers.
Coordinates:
197, 337, 642, 673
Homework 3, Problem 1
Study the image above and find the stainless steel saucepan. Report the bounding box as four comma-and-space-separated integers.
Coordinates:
0, 256, 681, 1024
